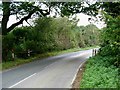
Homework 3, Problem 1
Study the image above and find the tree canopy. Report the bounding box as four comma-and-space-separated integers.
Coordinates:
1, 1, 100, 35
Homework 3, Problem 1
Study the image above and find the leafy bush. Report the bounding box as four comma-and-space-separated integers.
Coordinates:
2, 17, 100, 61
2, 33, 15, 61
80, 55, 119, 88
99, 15, 120, 67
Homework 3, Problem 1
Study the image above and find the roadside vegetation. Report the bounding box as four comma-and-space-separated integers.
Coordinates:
1, 46, 97, 71
1, 2, 119, 88
80, 55, 119, 88
2, 17, 100, 70
80, 2, 120, 88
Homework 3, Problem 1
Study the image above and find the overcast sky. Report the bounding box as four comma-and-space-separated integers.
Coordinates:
77, 13, 105, 28
7, 13, 105, 29
0, 0, 105, 29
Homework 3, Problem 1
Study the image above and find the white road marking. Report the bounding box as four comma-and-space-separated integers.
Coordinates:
9, 73, 36, 88
70, 50, 92, 88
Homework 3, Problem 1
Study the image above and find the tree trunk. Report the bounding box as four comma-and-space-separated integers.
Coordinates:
2, 2, 10, 35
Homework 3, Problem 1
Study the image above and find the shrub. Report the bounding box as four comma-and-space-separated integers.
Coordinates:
80, 55, 119, 88
2, 17, 100, 61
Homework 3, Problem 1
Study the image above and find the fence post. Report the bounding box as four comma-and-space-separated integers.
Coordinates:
12, 49, 15, 61
95, 49, 97, 55
28, 49, 31, 57
92, 49, 94, 56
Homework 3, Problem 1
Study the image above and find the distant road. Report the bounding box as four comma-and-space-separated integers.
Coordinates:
2, 49, 93, 88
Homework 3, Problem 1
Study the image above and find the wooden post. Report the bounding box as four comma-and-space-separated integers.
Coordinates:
95, 49, 97, 55
28, 49, 31, 57
11, 49, 15, 61
92, 49, 95, 56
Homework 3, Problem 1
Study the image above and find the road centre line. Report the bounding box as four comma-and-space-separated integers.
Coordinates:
9, 73, 36, 88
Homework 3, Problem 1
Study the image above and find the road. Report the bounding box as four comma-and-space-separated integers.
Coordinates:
2, 49, 93, 88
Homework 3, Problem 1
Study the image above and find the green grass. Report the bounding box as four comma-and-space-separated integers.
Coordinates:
80, 55, 119, 88
0, 46, 98, 71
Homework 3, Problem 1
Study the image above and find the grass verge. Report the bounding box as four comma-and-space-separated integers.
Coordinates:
80, 55, 119, 88
0, 46, 98, 71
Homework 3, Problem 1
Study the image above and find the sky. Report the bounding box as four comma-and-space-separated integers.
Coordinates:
0, 1, 105, 29
7, 13, 105, 29
76, 13, 105, 29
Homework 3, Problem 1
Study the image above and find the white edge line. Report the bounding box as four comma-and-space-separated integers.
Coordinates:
70, 51, 93, 88
70, 61, 86, 88
9, 73, 36, 88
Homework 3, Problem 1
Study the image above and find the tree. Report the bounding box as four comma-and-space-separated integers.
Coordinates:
101, 2, 120, 18
2, 2, 50, 35
98, 2, 120, 67
1, 1, 100, 35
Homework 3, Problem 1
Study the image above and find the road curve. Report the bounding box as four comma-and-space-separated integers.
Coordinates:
2, 49, 93, 88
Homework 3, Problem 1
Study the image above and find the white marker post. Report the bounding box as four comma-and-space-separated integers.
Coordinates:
28, 49, 30, 57
12, 49, 15, 61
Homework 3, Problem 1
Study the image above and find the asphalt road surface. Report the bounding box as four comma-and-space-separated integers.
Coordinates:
2, 49, 93, 88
